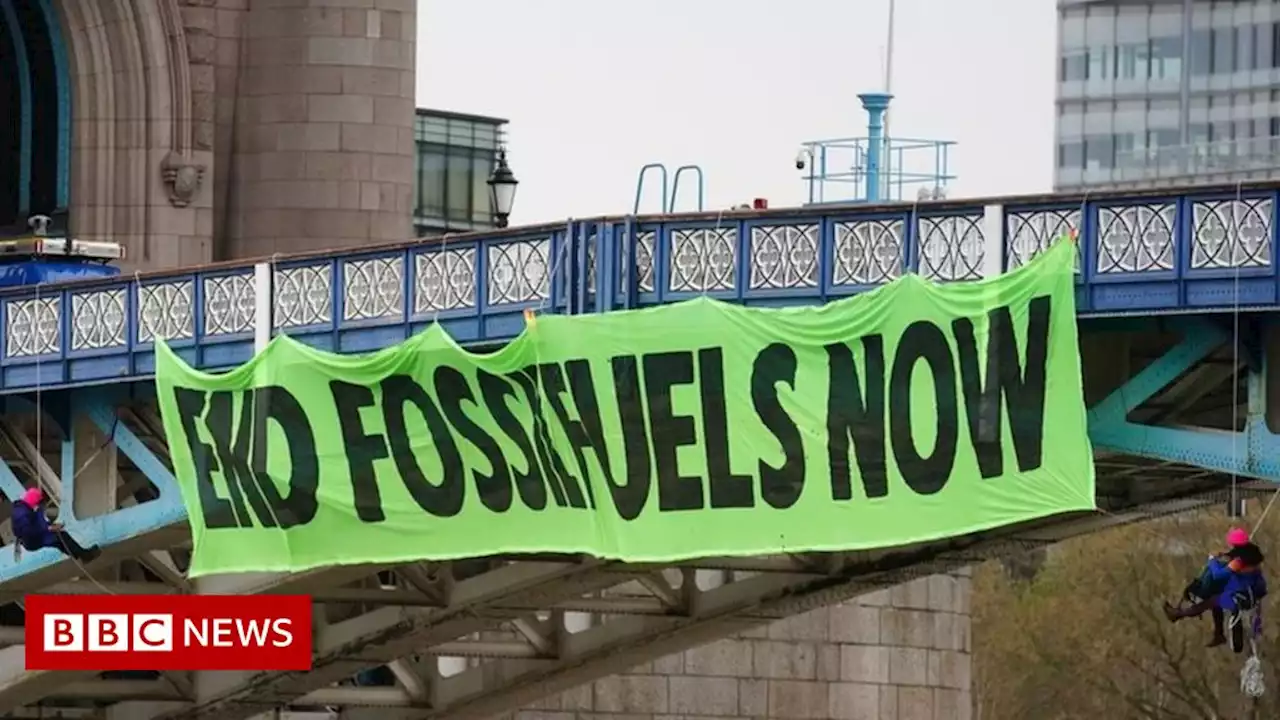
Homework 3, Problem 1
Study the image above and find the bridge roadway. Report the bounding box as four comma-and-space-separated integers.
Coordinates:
0, 179, 1278, 717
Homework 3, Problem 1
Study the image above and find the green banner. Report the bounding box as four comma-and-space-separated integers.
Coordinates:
156, 240, 1095, 577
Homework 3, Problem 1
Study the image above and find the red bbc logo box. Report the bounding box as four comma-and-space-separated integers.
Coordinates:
24, 594, 312, 671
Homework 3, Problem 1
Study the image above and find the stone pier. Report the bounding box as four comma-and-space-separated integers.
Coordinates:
508, 570, 972, 720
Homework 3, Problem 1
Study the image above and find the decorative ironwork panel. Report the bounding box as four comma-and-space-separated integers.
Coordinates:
138, 281, 194, 342
1191, 198, 1273, 270
1096, 203, 1175, 274
487, 239, 550, 305
1006, 208, 1081, 269
71, 289, 126, 350
343, 257, 404, 321
203, 274, 256, 336
918, 215, 985, 281
6, 297, 60, 357
749, 224, 819, 289
274, 264, 332, 329
833, 218, 904, 285
415, 248, 476, 313
620, 230, 656, 294
668, 227, 737, 292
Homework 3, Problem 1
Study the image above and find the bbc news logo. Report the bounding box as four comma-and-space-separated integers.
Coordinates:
25, 594, 312, 671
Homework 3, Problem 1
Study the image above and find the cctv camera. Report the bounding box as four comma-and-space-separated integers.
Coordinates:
27, 215, 51, 237
795, 149, 809, 171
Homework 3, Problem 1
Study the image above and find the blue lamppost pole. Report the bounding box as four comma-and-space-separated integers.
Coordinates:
488, 148, 518, 229
858, 93, 893, 203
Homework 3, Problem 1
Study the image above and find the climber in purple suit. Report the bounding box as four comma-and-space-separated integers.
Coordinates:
11, 487, 100, 562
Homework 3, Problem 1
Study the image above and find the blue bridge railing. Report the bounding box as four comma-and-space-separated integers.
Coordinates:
0, 180, 1275, 394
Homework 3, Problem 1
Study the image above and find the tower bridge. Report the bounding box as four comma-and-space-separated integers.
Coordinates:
0, 179, 1267, 717
0, 0, 1277, 717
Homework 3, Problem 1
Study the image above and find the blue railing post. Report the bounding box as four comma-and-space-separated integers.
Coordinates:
671, 165, 705, 212
633, 164, 670, 214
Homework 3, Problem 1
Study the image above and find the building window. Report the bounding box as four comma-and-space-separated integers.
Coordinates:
1273, 23, 1280, 68
418, 149, 446, 217
1238, 24, 1255, 71
413, 110, 507, 234
469, 154, 490, 224
1118, 43, 1149, 80
1087, 46, 1114, 81
1256, 23, 1273, 69
1059, 141, 1084, 170
1148, 128, 1180, 149
1191, 29, 1212, 75
1212, 27, 1235, 74
1150, 36, 1182, 80
1190, 123, 1210, 145
1061, 50, 1088, 81
1062, 8, 1086, 49
416, 144, 497, 227
1085, 134, 1115, 169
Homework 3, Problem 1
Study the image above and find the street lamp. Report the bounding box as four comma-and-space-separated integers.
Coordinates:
487, 148, 518, 229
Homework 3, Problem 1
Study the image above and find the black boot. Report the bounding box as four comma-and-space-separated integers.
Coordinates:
1208, 607, 1227, 647
55, 532, 99, 563
1165, 598, 1215, 622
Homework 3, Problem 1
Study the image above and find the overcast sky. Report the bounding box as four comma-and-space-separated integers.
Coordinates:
418, 0, 1057, 225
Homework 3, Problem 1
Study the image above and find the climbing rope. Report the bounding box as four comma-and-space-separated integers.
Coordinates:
1230, 182, 1245, 519
24, 281, 117, 595
1242, 615, 1266, 699
1225, 181, 1268, 699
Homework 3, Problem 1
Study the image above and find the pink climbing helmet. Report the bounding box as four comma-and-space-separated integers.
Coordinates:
1227, 527, 1250, 547
20, 487, 42, 507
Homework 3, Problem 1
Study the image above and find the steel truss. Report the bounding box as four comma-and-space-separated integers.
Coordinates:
2, 481, 1257, 720
1, 320, 1278, 719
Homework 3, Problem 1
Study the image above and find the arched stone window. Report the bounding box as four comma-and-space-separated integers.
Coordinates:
0, 0, 71, 234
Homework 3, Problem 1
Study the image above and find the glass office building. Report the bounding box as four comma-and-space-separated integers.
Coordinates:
414, 108, 508, 236
1056, 0, 1280, 190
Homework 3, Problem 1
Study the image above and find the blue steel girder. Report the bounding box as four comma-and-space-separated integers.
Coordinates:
0, 387, 186, 590
1086, 317, 1280, 479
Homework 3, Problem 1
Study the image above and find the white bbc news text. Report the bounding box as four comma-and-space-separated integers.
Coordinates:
42, 614, 295, 651
183, 618, 294, 648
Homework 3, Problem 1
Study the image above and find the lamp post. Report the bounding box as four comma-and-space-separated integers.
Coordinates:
488, 148, 518, 229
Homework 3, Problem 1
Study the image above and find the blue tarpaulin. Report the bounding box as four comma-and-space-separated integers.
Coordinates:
0, 260, 119, 288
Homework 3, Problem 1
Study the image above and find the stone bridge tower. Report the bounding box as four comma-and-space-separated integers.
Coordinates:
13, 0, 414, 270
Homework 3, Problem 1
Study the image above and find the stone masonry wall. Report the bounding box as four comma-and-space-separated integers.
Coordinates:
507, 571, 972, 720
223, 0, 417, 258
